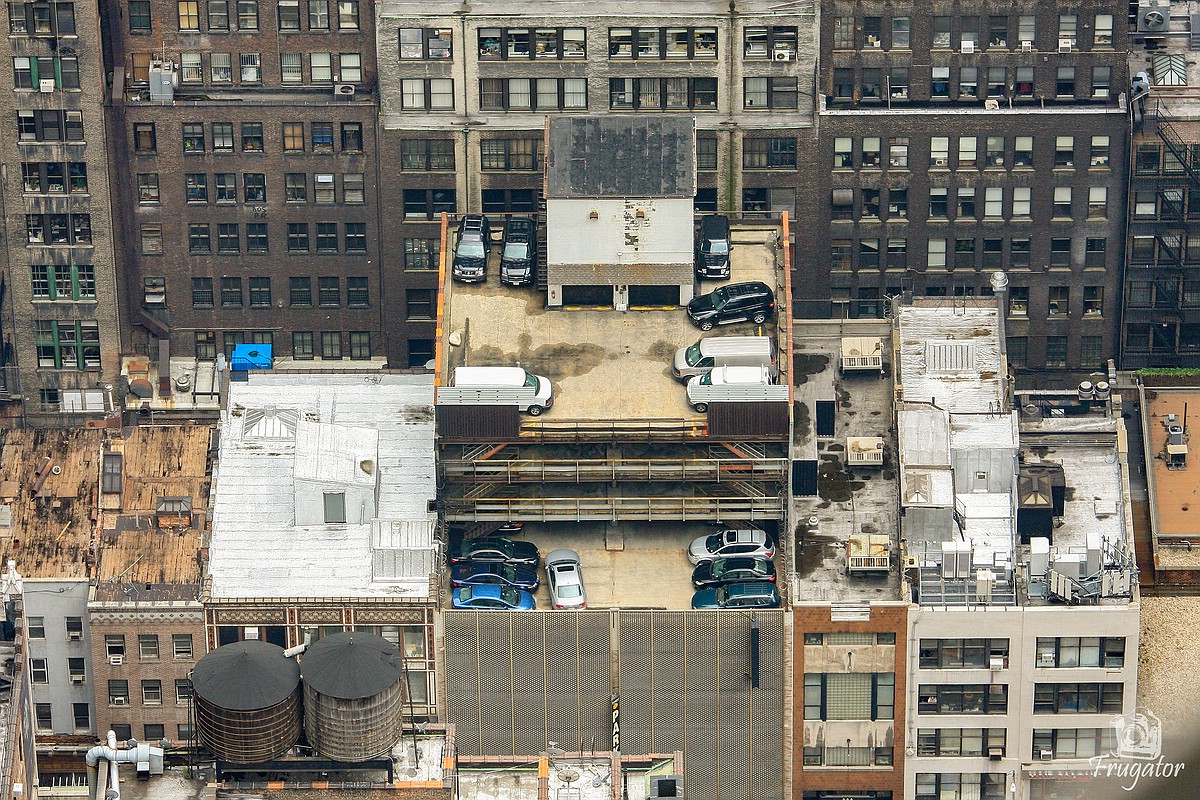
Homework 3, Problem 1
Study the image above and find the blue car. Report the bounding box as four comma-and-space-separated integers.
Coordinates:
691, 582, 781, 610
452, 584, 537, 610
450, 561, 540, 591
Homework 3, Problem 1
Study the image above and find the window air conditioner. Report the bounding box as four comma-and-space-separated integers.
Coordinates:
70, 675, 85, 684
933, 157, 948, 167
68, 632, 82, 641
111, 697, 127, 706
990, 655, 1006, 671
772, 49, 792, 61
1058, 38, 1074, 53
108, 654, 123, 665
38, 78, 54, 93
1020, 41, 1033, 52
960, 40, 975, 54
333, 83, 356, 96
989, 746, 1005, 760
1038, 749, 1054, 761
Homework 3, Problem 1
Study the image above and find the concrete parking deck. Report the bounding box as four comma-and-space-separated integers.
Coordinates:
441, 227, 782, 421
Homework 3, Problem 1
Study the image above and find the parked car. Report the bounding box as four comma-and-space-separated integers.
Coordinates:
685, 364, 777, 413
691, 556, 776, 589
500, 217, 538, 286
452, 584, 537, 610
451, 214, 491, 283
450, 561, 540, 591
687, 527, 776, 565
449, 537, 540, 567
691, 582, 781, 609
686, 281, 775, 331
545, 549, 587, 609
694, 214, 731, 279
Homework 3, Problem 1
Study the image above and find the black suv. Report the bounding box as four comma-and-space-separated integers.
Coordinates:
500, 217, 537, 286
452, 214, 491, 283
694, 214, 731, 279
686, 281, 775, 331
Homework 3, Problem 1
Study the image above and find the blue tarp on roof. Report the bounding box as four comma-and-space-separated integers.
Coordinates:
231, 344, 273, 371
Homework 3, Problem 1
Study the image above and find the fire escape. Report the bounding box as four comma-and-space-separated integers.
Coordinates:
1131, 100, 1200, 365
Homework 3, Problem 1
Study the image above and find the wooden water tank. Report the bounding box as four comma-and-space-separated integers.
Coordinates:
301, 631, 406, 761
191, 640, 301, 763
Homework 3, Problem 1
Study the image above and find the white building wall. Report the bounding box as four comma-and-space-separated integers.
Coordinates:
24, 579, 93, 735
904, 603, 1140, 799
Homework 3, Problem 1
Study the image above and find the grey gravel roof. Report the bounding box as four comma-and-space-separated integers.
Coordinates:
192, 640, 300, 710
301, 631, 403, 699
547, 117, 695, 198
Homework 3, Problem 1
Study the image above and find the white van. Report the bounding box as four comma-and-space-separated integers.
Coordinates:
452, 366, 554, 415
685, 365, 775, 413
672, 335, 778, 382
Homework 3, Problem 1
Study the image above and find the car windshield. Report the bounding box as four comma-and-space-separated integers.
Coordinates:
500, 587, 520, 605
705, 533, 723, 550
460, 587, 475, 600
458, 242, 485, 258
698, 372, 714, 386
685, 343, 703, 366
703, 240, 729, 255
503, 243, 527, 259
524, 373, 539, 389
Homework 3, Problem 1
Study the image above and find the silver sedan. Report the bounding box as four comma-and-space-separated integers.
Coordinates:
545, 549, 587, 609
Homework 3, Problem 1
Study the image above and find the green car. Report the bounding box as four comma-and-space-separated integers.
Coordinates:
691, 581, 781, 609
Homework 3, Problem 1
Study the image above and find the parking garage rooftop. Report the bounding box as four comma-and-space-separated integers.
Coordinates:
438, 226, 784, 422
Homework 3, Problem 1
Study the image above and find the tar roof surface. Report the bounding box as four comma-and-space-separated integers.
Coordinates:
896, 299, 1004, 414
546, 117, 695, 198
192, 639, 300, 710
208, 373, 437, 600
1146, 389, 1200, 537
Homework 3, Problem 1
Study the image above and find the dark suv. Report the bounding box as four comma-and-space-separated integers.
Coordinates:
500, 217, 537, 286
452, 215, 491, 283
686, 281, 775, 331
694, 214, 731, 279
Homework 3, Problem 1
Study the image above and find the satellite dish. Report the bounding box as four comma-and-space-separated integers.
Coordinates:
558, 770, 580, 783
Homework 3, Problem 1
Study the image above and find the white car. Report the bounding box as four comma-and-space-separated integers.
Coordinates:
545, 549, 587, 609
688, 528, 776, 565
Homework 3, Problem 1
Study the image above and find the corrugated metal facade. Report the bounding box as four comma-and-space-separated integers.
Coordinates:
445, 610, 784, 800
707, 401, 789, 439
435, 404, 520, 440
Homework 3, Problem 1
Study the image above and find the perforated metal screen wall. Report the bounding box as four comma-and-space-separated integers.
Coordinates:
445, 610, 784, 800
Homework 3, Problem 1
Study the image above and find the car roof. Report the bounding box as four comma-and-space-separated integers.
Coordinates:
723, 528, 768, 544
727, 582, 776, 595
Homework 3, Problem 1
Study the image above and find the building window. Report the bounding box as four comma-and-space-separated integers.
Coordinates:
30, 264, 95, 301
240, 52, 260, 82
175, 679, 193, 703
401, 139, 454, 171
1034, 683, 1123, 713
284, 173, 306, 203
27, 616, 44, 638
1055, 136, 1074, 167
133, 123, 156, 153
343, 173, 364, 203
287, 223, 309, 252
241, 122, 263, 152
188, 223, 211, 254
35, 321, 100, 370
1080, 336, 1103, 367
293, 332, 314, 359
30, 658, 47, 683
246, 223, 268, 253
480, 138, 539, 171
344, 223, 366, 253
918, 684, 1009, 714
1050, 238, 1071, 268
927, 239, 947, 269
1085, 238, 1106, 268
318, 276, 340, 307
802, 673, 895, 722
142, 680, 162, 706
743, 77, 797, 110
217, 224, 239, 253
1088, 186, 1107, 217
323, 491, 347, 523
1034, 728, 1117, 760
404, 239, 439, 270
742, 25, 797, 58
289, 277, 311, 306
480, 26, 586, 59
743, 138, 796, 170
320, 331, 342, 359
919, 639, 1010, 669
35, 703, 51, 730
249, 277, 271, 307
316, 222, 338, 252
929, 189, 948, 219
192, 278, 214, 307
1035, 637, 1125, 668
1052, 186, 1072, 218
402, 189, 456, 220
401, 78, 455, 110
406, 289, 435, 320
916, 730, 1007, 758
236, 0, 256, 29
480, 77, 588, 111
109, 680, 129, 705
408, 339, 434, 368
345, 277, 369, 307
138, 634, 159, 659
1045, 336, 1068, 368
221, 277, 242, 307
349, 331, 370, 360
400, 27, 453, 60
73, 703, 89, 731
128, 0, 151, 29
177, 0, 198, 29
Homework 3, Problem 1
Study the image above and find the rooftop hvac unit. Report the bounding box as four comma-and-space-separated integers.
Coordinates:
1138, 3, 1169, 33
38, 78, 54, 93
1058, 38, 1074, 53
334, 83, 356, 96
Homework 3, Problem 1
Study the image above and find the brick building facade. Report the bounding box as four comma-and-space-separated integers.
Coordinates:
100, 0, 387, 370
0, 0, 123, 425
800, 0, 1130, 373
